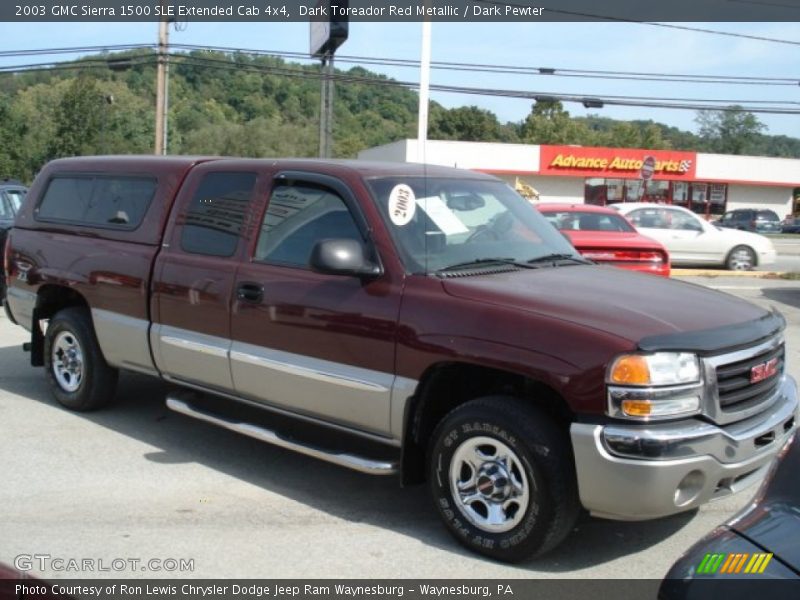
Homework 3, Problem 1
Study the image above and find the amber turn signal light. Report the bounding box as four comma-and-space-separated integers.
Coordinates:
609, 355, 651, 385
621, 400, 652, 417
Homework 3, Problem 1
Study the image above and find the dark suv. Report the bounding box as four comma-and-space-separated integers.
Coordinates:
0, 180, 27, 302
716, 208, 781, 234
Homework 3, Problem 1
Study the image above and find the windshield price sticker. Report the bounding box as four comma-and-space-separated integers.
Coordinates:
416, 196, 469, 235
388, 184, 416, 226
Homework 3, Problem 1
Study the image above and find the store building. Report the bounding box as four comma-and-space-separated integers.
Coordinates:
358, 140, 800, 219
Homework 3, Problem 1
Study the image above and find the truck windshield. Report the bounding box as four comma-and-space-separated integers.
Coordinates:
367, 177, 580, 274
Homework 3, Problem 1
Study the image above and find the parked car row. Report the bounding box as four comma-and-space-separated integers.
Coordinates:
782, 217, 800, 234
612, 203, 776, 271
715, 208, 782, 234
538, 203, 671, 277
536, 201, 777, 273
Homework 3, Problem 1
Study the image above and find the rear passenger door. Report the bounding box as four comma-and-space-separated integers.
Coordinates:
229, 172, 402, 436
151, 166, 261, 392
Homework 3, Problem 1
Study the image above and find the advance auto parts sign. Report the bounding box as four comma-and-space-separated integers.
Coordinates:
539, 145, 697, 180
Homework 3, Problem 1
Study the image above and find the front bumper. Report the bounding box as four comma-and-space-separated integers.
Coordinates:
571, 375, 798, 520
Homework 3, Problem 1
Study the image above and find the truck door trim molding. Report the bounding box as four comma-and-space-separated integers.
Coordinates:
230, 345, 392, 393
160, 334, 230, 358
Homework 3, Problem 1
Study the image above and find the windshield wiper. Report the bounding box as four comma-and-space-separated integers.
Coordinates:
526, 253, 592, 266
436, 257, 538, 273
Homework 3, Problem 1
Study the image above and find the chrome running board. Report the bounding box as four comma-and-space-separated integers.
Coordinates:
166, 396, 399, 476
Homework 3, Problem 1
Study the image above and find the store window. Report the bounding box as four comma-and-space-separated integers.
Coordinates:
584, 178, 606, 205
672, 182, 689, 208
709, 184, 727, 216
582, 178, 727, 217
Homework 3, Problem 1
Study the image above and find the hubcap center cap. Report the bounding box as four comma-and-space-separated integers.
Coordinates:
476, 463, 511, 501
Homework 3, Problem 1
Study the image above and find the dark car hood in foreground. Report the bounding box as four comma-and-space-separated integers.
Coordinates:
442, 265, 776, 351
728, 436, 800, 572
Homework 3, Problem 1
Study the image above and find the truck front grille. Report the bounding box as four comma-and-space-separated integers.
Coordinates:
715, 341, 784, 414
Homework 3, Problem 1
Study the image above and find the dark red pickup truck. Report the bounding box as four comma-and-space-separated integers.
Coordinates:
3, 156, 798, 562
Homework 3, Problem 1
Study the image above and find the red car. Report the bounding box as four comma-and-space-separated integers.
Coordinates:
538, 203, 671, 276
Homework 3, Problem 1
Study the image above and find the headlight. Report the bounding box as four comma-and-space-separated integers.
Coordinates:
607, 352, 702, 420
608, 352, 700, 386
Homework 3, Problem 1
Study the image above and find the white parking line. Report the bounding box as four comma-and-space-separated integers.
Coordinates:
708, 286, 764, 290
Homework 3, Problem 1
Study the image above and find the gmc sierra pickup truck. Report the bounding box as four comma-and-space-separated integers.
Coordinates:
3, 156, 797, 562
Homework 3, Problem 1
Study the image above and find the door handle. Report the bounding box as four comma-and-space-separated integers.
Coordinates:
237, 282, 264, 303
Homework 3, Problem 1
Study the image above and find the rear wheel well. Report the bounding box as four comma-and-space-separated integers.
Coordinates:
36, 285, 89, 319
401, 362, 573, 485
30, 285, 90, 366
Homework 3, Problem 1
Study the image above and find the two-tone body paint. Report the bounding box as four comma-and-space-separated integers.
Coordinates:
3, 157, 778, 446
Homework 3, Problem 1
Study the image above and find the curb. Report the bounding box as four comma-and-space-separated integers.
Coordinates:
671, 269, 782, 278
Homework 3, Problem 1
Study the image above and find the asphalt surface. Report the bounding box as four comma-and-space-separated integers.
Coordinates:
0, 276, 798, 580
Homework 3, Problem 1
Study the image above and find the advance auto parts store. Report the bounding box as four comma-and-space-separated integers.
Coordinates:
359, 141, 800, 219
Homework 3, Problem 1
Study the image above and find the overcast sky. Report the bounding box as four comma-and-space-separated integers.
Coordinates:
2, 20, 799, 139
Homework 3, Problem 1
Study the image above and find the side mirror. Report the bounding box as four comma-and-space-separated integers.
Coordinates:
309, 239, 382, 278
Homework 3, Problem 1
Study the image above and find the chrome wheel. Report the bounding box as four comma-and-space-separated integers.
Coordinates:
51, 331, 84, 392
727, 246, 755, 271
449, 436, 531, 533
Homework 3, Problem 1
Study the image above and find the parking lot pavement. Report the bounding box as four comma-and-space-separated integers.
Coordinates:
0, 277, 797, 580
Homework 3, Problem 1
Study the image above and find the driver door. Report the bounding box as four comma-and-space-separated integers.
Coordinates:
229, 171, 404, 436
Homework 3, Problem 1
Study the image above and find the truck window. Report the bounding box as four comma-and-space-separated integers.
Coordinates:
180, 171, 257, 257
255, 182, 362, 268
36, 175, 156, 229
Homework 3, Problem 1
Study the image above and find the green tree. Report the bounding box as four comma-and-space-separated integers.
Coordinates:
695, 106, 766, 155
49, 75, 107, 158
520, 99, 594, 145
430, 105, 505, 142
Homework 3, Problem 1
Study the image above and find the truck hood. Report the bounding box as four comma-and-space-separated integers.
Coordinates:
441, 265, 773, 350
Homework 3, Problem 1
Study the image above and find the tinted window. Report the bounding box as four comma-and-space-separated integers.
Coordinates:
3, 189, 26, 214
37, 176, 156, 229
627, 208, 668, 229
0, 197, 14, 219
180, 172, 257, 257
540, 210, 635, 232
666, 210, 704, 231
757, 210, 779, 222
255, 182, 362, 267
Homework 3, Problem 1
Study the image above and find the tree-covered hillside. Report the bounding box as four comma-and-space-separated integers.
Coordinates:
0, 49, 798, 183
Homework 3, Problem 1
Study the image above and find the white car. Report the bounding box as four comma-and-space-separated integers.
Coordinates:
610, 203, 776, 270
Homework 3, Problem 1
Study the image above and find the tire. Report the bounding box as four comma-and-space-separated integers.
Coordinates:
725, 245, 756, 271
43, 307, 118, 411
427, 396, 580, 562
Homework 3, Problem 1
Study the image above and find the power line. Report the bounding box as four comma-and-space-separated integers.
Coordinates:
479, 0, 800, 46
166, 54, 800, 115
171, 43, 800, 86
1, 42, 798, 87
2, 49, 798, 115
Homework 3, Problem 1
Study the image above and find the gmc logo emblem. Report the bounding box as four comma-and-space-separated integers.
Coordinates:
751, 357, 779, 384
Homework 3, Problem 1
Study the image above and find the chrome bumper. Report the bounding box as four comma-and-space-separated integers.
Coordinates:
571, 375, 798, 520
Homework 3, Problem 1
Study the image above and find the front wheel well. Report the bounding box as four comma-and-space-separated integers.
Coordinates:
401, 362, 573, 485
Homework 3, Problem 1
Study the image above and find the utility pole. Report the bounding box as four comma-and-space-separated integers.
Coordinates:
417, 12, 431, 163
318, 54, 334, 158
155, 3, 169, 155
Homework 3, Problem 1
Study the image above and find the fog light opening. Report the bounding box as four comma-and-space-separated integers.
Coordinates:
674, 470, 705, 507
